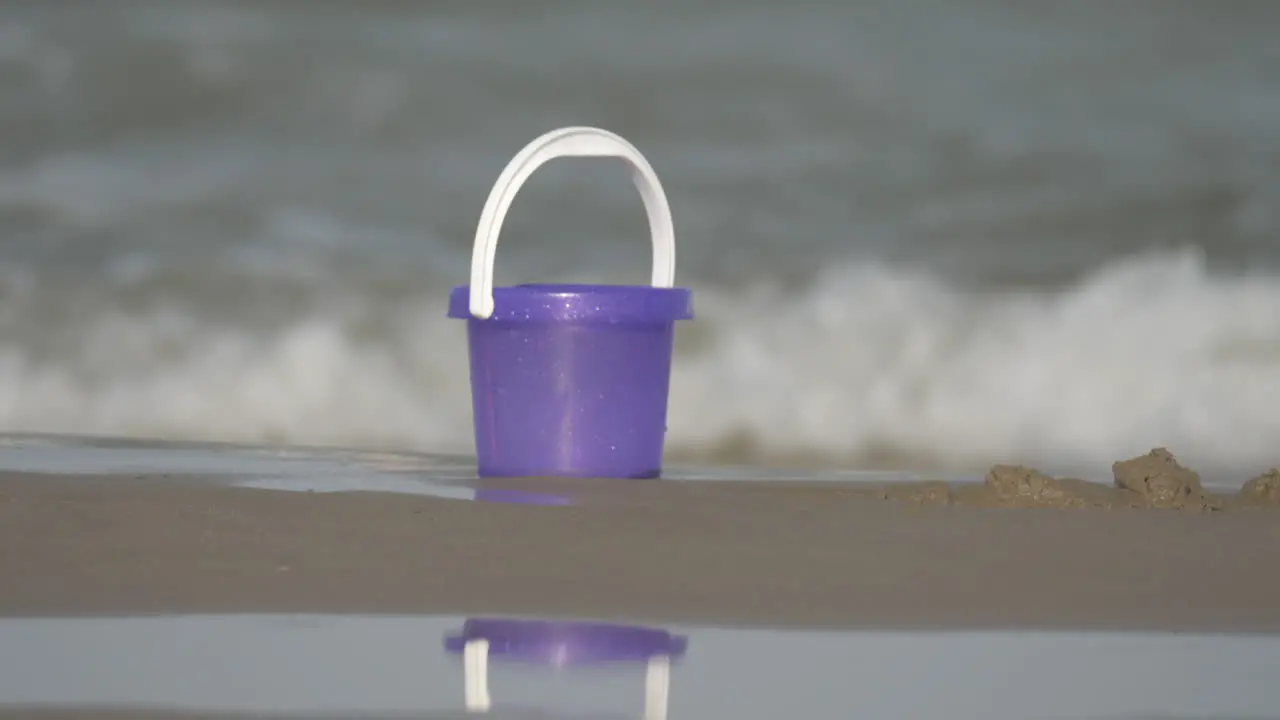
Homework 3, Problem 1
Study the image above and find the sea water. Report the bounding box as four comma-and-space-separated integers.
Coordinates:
2, 2, 1279, 478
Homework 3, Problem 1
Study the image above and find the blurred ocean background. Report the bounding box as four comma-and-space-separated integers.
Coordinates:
2, 0, 1279, 477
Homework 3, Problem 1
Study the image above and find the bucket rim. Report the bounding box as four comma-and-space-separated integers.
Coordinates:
447, 283, 693, 323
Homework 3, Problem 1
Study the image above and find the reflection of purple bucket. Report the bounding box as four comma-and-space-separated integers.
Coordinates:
444, 617, 688, 717
444, 618, 689, 666
449, 127, 694, 479
471, 487, 573, 507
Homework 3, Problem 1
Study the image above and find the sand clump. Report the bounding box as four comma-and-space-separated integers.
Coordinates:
1110, 447, 1221, 511
879, 464, 1129, 509
978, 465, 1125, 508
881, 480, 953, 506
876, 447, 1277, 511
1241, 469, 1280, 506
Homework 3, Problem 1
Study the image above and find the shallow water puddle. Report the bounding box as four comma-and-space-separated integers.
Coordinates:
0, 614, 1276, 719
0, 433, 972, 503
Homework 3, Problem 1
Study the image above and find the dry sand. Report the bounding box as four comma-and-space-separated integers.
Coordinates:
1, 447, 1277, 634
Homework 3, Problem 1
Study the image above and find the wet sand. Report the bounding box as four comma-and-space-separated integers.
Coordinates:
2, 446, 1278, 634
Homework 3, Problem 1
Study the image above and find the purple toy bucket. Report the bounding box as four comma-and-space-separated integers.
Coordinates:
448, 127, 693, 479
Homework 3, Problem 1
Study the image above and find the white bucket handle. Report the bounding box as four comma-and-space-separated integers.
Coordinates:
468, 126, 677, 319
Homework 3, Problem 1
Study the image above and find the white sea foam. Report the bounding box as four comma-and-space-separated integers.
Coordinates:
669, 248, 1280, 474
2, 248, 1277, 476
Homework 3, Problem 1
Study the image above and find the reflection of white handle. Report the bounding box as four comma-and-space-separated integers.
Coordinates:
464, 639, 491, 713
468, 126, 677, 319
644, 655, 671, 720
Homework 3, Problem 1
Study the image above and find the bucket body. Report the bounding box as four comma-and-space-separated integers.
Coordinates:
449, 283, 693, 478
